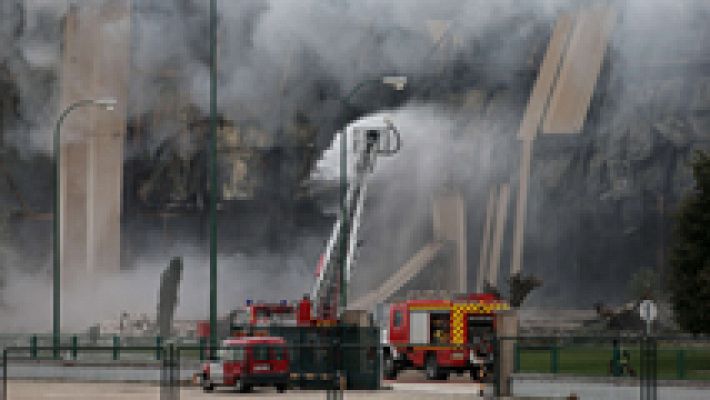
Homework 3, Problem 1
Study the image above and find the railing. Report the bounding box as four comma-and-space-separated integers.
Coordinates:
511, 336, 710, 381
0, 334, 207, 362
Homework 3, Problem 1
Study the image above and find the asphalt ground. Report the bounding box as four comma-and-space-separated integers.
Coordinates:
3, 380, 487, 400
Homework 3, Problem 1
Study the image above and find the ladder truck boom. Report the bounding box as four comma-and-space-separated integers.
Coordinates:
311, 119, 401, 319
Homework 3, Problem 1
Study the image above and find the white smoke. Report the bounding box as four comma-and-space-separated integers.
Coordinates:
0, 240, 320, 333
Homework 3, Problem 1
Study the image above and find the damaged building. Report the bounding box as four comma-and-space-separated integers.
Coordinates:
0, 0, 709, 329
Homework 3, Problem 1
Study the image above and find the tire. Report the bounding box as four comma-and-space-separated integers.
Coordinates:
425, 354, 440, 380
469, 367, 482, 381
276, 384, 287, 393
384, 355, 398, 380
234, 378, 245, 393
201, 375, 214, 392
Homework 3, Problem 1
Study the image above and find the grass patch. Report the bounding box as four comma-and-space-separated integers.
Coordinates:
517, 344, 710, 380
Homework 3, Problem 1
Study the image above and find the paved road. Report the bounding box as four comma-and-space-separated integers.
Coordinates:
2, 381, 488, 400
513, 379, 710, 400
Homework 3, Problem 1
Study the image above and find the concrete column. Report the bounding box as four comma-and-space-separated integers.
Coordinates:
488, 184, 509, 287
86, 2, 131, 274
510, 13, 574, 276
432, 192, 466, 293
476, 187, 496, 292
59, 2, 131, 283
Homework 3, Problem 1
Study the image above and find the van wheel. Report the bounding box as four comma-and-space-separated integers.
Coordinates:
384, 355, 398, 380
201, 375, 214, 392
276, 384, 287, 393
234, 378, 245, 393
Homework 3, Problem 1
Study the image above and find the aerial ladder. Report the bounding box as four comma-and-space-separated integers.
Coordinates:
311, 119, 401, 320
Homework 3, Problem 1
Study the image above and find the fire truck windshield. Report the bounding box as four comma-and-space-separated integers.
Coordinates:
467, 316, 493, 344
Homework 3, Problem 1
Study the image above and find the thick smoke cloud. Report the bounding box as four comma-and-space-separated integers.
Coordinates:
2, 0, 566, 153
3, 0, 709, 333
0, 0, 564, 332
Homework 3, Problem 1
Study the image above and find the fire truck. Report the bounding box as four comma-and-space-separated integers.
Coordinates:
196, 119, 401, 390
382, 293, 509, 380
227, 296, 334, 333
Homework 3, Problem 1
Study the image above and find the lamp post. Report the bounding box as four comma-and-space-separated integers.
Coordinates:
337, 76, 406, 315
209, 0, 218, 359
53, 98, 117, 359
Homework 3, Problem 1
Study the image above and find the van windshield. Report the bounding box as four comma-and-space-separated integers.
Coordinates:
252, 345, 270, 361
218, 347, 245, 361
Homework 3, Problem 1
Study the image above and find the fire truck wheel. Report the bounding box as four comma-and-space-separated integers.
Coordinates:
470, 367, 482, 381
425, 354, 445, 380
276, 384, 287, 393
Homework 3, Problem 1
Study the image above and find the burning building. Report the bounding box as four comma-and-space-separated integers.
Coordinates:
0, 0, 709, 331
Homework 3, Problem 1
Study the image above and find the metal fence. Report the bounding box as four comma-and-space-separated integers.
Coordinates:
2, 345, 170, 400
510, 336, 710, 381
499, 335, 710, 400
0, 334, 204, 362
2, 334, 709, 399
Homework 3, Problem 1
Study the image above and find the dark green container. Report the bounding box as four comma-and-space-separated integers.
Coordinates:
235, 324, 380, 390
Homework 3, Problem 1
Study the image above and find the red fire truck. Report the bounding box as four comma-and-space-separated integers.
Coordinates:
227, 296, 331, 331
382, 293, 509, 380
200, 336, 289, 393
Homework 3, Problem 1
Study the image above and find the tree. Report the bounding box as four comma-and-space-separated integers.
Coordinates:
508, 273, 542, 307
482, 273, 543, 307
669, 151, 710, 334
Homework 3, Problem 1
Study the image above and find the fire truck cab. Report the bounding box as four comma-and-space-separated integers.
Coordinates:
200, 336, 289, 393
383, 293, 508, 381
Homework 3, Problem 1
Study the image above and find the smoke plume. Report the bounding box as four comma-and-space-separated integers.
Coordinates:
2, 0, 710, 333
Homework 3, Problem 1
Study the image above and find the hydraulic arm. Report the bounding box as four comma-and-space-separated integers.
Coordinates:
311, 119, 401, 319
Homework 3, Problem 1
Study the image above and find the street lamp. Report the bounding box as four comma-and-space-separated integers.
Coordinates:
338, 76, 406, 315
53, 97, 117, 359
209, 0, 218, 360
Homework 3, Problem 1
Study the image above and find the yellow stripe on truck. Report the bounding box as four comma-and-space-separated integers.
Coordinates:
450, 301, 510, 344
